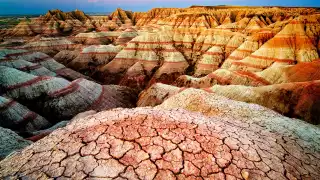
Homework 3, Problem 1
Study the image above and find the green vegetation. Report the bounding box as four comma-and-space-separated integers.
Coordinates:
0, 18, 20, 28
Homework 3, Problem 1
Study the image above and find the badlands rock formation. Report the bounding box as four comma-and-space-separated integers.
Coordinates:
0, 106, 319, 179
49, 7, 319, 92
0, 65, 137, 123
138, 82, 320, 124
206, 81, 320, 124
1, 8, 137, 38
1, 5, 320, 178
0, 48, 88, 80
0, 49, 137, 140
2, 10, 90, 37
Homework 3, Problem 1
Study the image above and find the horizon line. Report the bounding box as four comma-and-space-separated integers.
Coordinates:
0, 4, 319, 16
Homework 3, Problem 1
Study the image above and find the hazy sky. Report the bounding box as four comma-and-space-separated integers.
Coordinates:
0, 0, 319, 15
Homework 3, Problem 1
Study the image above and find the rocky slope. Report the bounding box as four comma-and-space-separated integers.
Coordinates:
0, 49, 138, 140
138, 81, 320, 124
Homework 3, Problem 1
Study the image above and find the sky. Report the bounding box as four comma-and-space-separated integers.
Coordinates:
0, 0, 319, 15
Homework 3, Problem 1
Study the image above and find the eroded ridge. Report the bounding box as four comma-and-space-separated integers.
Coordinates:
1, 108, 319, 179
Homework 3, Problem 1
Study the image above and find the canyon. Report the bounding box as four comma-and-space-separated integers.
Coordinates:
0, 5, 320, 180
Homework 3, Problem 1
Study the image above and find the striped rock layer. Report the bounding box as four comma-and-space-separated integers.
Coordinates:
172, 15, 320, 87
56, 10, 318, 91
0, 66, 137, 123
0, 96, 51, 134
0, 49, 88, 81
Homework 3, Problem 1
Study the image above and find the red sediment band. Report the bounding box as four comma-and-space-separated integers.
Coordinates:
6, 76, 52, 91
178, 42, 226, 47
197, 63, 219, 69
0, 99, 16, 110
26, 131, 51, 142
124, 48, 179, 53
234, 71, 271, 85
80, 52, 118, 55
48, 79, 82, 98
21, 112, 37, 124
88, 85, 105, 110
18, 64, 43, 71
114, 58, 160, 63
138, 59, 159, 64
225, 46, 240, 49
128, 41, 227, 47
235, 49, 254, 53
201, 88, 214, 93
232, 61, 266, 69
249, 55, 295, 63
227, 56, 245, 60
207, 73, 232, 85
114, 58, 141, 61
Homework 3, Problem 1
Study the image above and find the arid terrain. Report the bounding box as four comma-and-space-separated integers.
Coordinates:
0, 5, 320, 179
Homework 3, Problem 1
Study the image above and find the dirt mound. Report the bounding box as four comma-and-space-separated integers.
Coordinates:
207, 81, 320, 124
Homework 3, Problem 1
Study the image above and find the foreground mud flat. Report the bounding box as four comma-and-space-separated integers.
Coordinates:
0, 5, 320, 180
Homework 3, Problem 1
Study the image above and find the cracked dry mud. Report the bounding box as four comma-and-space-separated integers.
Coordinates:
0, 108, 319, 180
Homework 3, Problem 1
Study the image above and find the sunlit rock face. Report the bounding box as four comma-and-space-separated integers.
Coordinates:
22, 37, 78, 56
206, 81, 320, 125
0, 106, 319, 179
138, 81, 320, 124
65, 44, 123, 76
72, 31, 122, 45
56, 7, 319, 91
